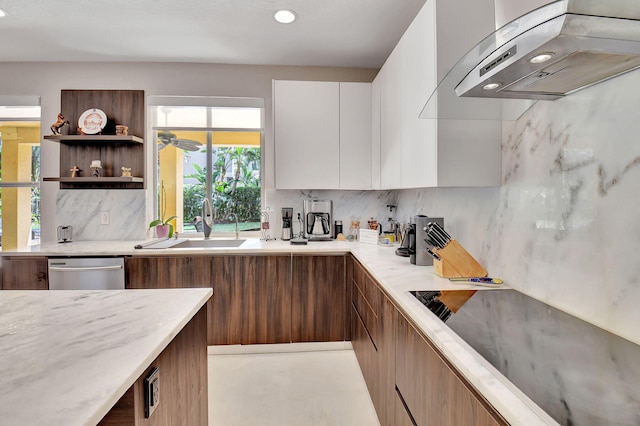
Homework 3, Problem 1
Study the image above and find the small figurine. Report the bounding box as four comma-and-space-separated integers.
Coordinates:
50, 113, 69, 135
115, 125, 129, 136
69, 166, 81, 178
121, 167, 132, 177
90, 160, 102, 177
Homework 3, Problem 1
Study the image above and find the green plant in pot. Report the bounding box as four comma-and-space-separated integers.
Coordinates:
149, 181, 177, 238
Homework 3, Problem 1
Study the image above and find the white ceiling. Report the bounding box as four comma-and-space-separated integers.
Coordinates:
0, 0, 427, 68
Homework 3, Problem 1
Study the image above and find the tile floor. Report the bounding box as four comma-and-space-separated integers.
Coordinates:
208, 344, 380, 426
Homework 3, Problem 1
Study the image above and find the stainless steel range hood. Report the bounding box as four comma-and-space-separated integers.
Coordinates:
455, 0, 640, 100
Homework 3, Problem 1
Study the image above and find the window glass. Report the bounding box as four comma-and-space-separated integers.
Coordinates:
210, 107, 261, 128
156, 106, 207, 128
0, 105, 41, 249
153, 100, 263, 237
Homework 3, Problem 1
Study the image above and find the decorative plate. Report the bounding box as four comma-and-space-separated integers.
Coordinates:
78, 108, 107, 134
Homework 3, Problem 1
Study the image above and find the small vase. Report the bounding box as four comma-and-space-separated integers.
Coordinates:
155, 224, 170, 238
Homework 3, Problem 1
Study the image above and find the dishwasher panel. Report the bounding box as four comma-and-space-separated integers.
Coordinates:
48, 257, 125, 290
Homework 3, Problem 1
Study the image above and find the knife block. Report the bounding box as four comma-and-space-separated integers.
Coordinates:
432, 239, 488, 278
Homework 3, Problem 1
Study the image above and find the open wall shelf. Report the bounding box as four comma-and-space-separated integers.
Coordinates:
44, 89, 146, 189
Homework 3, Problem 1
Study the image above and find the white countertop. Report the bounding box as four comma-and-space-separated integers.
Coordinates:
3, 238, 556, 424
0, 288, 212, 426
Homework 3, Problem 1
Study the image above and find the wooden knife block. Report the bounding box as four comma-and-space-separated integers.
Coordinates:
432, 239, 488, 278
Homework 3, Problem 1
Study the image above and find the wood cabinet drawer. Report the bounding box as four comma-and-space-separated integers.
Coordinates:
352, 282, 378, 348
352, 262, 381, 314
351, 304, 379, 409
396, 313, 505, 426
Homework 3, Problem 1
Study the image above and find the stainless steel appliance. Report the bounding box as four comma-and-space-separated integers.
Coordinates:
303, 199, 332, 241
456, 0, 640, 100
57, 225, 73, 243
48, 257, 125, 290
281, 207, 293, 241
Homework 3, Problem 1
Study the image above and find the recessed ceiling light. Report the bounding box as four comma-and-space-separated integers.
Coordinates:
0, 8, 7, 18
529, 53, 555, 64
274, 9, 297, 24
482, 82, 501, 91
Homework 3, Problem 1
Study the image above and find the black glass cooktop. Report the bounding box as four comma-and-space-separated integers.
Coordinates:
410, 289, 640, 426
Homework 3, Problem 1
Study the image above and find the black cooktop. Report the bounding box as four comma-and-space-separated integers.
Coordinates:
410, 289, 640, 426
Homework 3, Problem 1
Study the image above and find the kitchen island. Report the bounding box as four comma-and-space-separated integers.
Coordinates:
0, 288, 211, 425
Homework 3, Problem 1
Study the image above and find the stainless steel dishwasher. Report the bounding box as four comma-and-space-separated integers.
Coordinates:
48, 257, 125, 290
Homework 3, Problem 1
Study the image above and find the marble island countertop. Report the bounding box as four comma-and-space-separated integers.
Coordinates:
0, 288, 212, 425
2, 239, 557, 424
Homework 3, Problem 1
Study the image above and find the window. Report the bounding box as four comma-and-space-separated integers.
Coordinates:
150, 97, 264, 236
0, 98, 41, 250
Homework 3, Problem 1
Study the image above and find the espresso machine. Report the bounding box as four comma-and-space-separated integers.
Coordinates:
303, 199, 333, 241
281, 207, 293, 241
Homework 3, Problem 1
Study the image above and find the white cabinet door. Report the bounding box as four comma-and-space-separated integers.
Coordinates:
274, 80, 340, 189
399, 0, 437, 188
371, 74, 382, 190
379, 52, 403, 189
339, 82, 372, 190
374, 0, 501, 189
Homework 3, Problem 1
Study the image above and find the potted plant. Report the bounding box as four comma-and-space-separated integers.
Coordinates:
149, 181, 177, 238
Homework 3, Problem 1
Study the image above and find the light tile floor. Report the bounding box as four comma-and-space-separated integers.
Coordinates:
208, 346, 380, 426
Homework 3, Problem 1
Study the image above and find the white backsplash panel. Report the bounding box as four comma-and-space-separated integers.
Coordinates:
398, 69, 640, 345
56, 190, 147, 240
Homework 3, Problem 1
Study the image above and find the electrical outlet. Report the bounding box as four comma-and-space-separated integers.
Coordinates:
100, 211, 110, 225
144, 367, 160, 418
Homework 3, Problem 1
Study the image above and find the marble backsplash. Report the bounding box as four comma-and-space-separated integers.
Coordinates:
397, 69, 640, 346
56, 190, 147, 241
263, 189, 397, 239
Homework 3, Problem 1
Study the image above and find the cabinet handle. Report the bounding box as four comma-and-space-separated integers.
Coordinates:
49, 265, 123, 272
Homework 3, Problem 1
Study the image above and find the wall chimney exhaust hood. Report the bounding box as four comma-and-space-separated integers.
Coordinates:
455, 0, 640, 100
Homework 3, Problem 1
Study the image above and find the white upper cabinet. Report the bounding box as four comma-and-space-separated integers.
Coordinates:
339, 82, 372, 190
274, 80, 340, 189
274, 80, 372, 190
375, 0, 502, 189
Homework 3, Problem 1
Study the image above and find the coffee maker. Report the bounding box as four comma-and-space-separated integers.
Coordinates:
281, 207, 293, 241
303, 200, 333, 241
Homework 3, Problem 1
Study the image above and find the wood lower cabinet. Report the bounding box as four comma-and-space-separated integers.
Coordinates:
395, 313, 506, 426
1, 256, 48, 289
291, 254, 346, 342
99, 304, 208, 425
352, 302, 379, 405
125, 255, 291, 346
350, 255, 505, 425
242, 256, 292, 345
350, 257, 395, 425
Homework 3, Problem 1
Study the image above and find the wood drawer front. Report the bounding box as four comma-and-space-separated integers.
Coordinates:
394, 387, 417, 426
351, 304, 380, 413
2, 256, 49, 290
352, 283, 378, 348
352, 263, 381, 315
396, 315, 504, 426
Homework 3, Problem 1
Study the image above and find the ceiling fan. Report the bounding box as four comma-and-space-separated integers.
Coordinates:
157, 130, 202, 151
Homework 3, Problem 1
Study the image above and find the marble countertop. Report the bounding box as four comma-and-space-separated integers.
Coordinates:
0, 288, 212, 426
3, 238, 556, 424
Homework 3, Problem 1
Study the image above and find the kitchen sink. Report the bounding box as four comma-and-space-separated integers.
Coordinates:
170, 239, 246, 248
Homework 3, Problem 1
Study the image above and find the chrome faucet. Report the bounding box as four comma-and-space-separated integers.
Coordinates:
202, 199, 214, 239
227, 213, 239, 239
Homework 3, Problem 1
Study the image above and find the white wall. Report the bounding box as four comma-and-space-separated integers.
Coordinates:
0, 62, 376, 241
